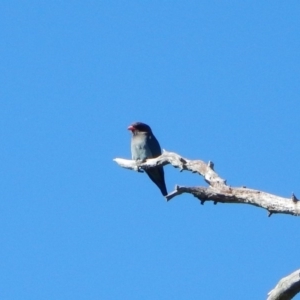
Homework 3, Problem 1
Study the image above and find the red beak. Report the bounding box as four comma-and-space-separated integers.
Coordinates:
127, 125, 135, 131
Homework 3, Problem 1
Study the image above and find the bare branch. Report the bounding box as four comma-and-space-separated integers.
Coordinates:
267, 269, 300, 300
114, 150, 226, 187
114, 150, 300, 217
165, 185, 300, 216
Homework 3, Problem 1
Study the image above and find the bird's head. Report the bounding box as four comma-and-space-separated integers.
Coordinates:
128, 122, 152, 134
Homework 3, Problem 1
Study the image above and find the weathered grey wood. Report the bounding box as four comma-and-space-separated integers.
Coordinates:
114, 150, 225, 186
267, 269, 300, 300
113, 150, 300, 216
114, 150, 300, 299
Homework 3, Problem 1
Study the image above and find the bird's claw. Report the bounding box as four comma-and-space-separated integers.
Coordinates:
134, 159, 145, 172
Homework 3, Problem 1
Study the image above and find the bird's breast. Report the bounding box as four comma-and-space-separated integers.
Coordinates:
131, 134, 152, 160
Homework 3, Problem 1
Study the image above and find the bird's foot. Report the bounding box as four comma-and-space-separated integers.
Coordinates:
134, 159, 146, 172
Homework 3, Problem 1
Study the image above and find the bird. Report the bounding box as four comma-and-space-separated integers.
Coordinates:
128, 122, 168, 196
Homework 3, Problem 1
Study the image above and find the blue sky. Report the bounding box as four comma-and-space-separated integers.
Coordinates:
1, 1, 300, 299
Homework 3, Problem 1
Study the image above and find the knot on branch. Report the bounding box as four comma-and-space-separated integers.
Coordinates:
292, 193, 299, 203
208, 160, 214, 170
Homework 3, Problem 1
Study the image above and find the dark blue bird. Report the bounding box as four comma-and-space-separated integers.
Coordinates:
128, 122, 168, 196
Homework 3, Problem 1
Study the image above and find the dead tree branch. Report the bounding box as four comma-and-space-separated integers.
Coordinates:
114, 150, 300, 217
114, 150, 300, 299
267, 269, 300, 300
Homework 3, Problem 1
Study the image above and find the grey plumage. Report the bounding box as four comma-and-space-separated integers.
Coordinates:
128, 122, 168, 196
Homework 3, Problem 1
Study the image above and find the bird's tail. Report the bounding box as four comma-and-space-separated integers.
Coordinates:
145, 167, 168, 196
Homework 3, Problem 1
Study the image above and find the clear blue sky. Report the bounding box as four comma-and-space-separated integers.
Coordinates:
1, 1, 300, 299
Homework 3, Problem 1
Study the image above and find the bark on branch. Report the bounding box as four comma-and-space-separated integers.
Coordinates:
267, 269, 300, 300
113, 150, 300, 217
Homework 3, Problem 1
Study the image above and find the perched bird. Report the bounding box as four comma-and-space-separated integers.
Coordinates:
128, 122, 168, 196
